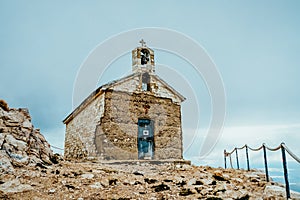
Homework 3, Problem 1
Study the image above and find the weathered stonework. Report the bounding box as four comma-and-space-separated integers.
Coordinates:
64, 43, 186, 161
64, 92, 105, 160
95, 90, 183, 160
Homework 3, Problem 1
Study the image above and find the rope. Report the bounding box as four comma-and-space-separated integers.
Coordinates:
225, 143, 300, 164
248, 145, 263, 151
265, 143, 281, 151
224, 142, 298, 199
228, 148, 236, 155
282, 143, 300, 163
50, 145, 64, 151
236, 144, 247, 150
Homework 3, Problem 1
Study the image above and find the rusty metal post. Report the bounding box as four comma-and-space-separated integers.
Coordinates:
246, 145, 250, 171
235, 148, 239, 169
281, 144, 290, 199
224, 150, 227, 169
262, 144, 269, 182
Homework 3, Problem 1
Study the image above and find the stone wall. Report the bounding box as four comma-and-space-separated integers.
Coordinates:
64, 72, 184, 160
64, 93, 105, 160
96, 90, 183, 160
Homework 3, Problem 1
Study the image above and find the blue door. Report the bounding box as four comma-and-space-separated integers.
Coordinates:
138, 119, 154, 159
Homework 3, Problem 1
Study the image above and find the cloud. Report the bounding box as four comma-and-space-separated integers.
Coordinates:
184, 123, 300, 167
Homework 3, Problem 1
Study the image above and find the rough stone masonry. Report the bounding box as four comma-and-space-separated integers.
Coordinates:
96, 90, 183, 160
64, 43, 186, 161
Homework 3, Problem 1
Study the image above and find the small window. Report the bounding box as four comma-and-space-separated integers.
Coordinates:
141, 49, 150, 65
142, 73, 150, 91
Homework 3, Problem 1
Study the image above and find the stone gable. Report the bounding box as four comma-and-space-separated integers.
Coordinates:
64, 43, 185, 161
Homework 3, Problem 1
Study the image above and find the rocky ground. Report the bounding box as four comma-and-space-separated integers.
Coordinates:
1, 160, 300, 200
1, 100, 300, 200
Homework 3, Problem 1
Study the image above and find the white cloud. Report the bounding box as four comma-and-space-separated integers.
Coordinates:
184, 123, 300, 168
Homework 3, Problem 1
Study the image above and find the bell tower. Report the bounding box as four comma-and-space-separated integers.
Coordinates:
132, 39, 155, 74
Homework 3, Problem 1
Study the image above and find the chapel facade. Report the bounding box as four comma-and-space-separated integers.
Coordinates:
63, 41, 185, 160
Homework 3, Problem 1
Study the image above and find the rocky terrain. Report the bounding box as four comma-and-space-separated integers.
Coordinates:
2, 159, 300, 200
0, 100, 58, 171
1, 100, 300, 200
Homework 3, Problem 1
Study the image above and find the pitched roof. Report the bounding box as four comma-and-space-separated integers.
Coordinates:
63, 73, 185, 124
151, 75, 186, 102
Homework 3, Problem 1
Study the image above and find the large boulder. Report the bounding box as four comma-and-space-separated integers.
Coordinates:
0, 99, 56, 174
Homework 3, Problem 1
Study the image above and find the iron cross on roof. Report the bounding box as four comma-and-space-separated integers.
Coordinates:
139, 39, 146, 47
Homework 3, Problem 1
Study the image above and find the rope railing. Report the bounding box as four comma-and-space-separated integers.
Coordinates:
282, 143, 300, 163
224, 142, 300, 199
248, 145, 263, 151
265, 143, 282, 151
236, 144, 247, 150
50, 145, 64, 151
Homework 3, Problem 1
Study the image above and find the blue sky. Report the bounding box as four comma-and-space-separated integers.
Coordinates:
1, 0, 300, 179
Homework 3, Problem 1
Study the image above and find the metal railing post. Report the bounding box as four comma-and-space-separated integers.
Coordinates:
225, 142, 300, 199
229, 154, 233, 168
224, 150, 227, 169
281, 144, 290, 199
262, 144, 269, 182
245, 145, 250, 171
235, 148, 239, 169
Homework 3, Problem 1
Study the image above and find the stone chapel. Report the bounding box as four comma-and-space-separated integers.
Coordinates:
63, 41, 186, 160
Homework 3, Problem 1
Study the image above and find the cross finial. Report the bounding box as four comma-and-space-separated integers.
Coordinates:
139, 39, 146, 47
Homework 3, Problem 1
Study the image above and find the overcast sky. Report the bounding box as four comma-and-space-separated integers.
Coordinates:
1, 1, 300, 173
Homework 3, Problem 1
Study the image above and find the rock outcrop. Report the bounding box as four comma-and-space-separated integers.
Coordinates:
0, 100, 56, 174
